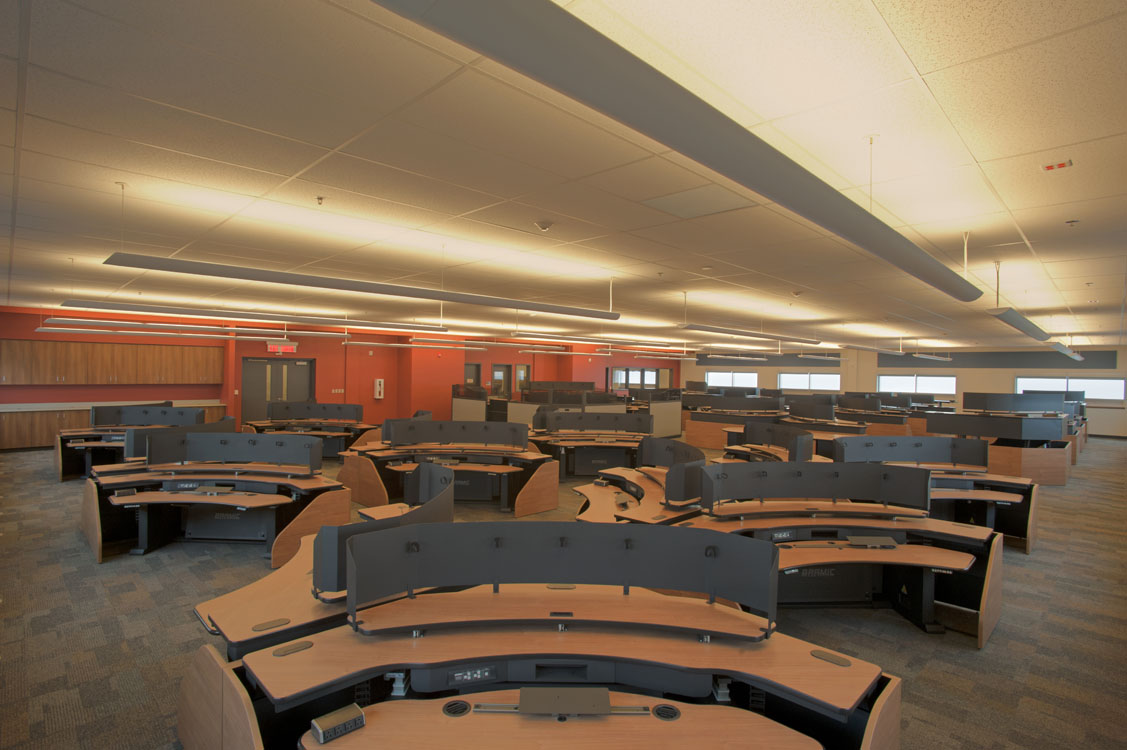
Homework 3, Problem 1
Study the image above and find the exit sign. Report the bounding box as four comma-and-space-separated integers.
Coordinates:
267, 340, 298, 354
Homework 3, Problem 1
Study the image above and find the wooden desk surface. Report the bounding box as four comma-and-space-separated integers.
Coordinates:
353, 585, 769, 642
110, 490, 292, 509
194, 536, 345, 646
931, 472, 1034, 487
297, 689, 822, 749
678, 512, 993, 545
929, 488, 1024, 504
776, 540, 975, 572
93, 469, 340, 492
595, 467, 699, 522
385, 462, 524, 474
357, 503, 410, 521
67, 439, 124, 449
244, 615, 882, 717
370, 441, 529, 454
712, 500, 928, 520
145, 461, 316, 477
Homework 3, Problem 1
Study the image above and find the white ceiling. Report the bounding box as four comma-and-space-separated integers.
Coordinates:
1, 0, 1124, 352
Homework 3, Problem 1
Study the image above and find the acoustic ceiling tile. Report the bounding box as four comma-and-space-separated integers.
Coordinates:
861, 165, 1005, 226
520, 181, 677, 231
980, 133, 1127, 212
458, 201, 607, 244
579, 156, 710, 202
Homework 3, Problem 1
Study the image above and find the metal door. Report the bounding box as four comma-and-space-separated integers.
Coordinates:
241, 358, 315, 421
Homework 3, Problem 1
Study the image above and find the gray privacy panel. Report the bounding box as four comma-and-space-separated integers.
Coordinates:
383, 420, 528, 447
682, 394, 783, 411
664, 459, 705, 503
783, 393, 837, 406
962, 392, 1065, 412
91, 404, 203, 426
832, 436, 988, 466
838, 396, 882, 411
312, 464, 455, 593
124, 417, 237, 458
1023, 390, 1086, 402
266, 402, 364, 421
639, 437, 705, 467
147, 432, 322, 470
742, 422, 814, 462
544, 411, 652, 433
925, 413, 1064, 441
345, 521, 777, 630
700, 462, 931, 511
787, 402, 836, 421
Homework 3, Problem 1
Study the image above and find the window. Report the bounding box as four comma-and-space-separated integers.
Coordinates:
706, 371, 759, 388
877, 375, 956, 395
610, 367, 670, 391
780, 373, 840, 391
1016, 377, 1125, 401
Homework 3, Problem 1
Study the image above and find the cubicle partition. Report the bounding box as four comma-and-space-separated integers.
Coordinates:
56, 405, 209, 480
832, 435, 988, 468
266, 402, 364, 421
383, 419, 528, 447
723, 421, 815, 463
963, 392, 1065, 413
123, 417, 238, 459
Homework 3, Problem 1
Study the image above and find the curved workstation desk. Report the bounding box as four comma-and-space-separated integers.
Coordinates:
831, 435, 1038, 553
779, 401, 869, 437
339, 420, 559, 517
529, 411, 652, 478
55, 403, 206, 481
575, 437, 706, 525
832, 396, 912, 436
82, 432, 344, 565
243, 402, 378, 458
681, 395, 786, 449
926, 407, 1069, 486
721, 421, 824, 463
178, 520, 901, 749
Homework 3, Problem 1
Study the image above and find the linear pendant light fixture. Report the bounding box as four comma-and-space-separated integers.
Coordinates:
986, 261, 1050, 341
43, 318, 350, 338
103, 253, 620, 321
35, 326, 285, 342
796, 353, 840, 361
679, 323, 820, 346
61, 299, 447, 332
913, 352, 953, 362
843, 344, 906, 356
342, 341, 487, 351
1049, 342, 1084, 361
520, 349, 611, 357
410, 337, 565, 350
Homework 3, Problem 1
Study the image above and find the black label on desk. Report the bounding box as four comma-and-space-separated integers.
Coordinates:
801, 568, 836, 577
448, 665, 496, 686
771, 529, 795, 541
174, 481, 200, 490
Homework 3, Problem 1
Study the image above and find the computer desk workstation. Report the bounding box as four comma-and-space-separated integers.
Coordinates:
242, 402, 378, 458
578, 448, 1002, 648
925, 409, 1070, 486
55, 403, 207, 480
338, 419, 559, 517
179, 519, 901, 750
528, 410, 652, 477
681, 394, 787, 450
82, 432, 345, 566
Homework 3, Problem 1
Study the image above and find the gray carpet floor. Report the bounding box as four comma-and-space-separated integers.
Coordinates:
1, 439, 1124, 749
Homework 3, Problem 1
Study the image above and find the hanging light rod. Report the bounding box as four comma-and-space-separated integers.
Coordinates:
43, 318, 350, 338
986, 307, 1051, 341
698, 353, 769, 362
1049, 342, 1085, 361
678, 323, 820, 345
912, 352, 953, 362
796, 353, 840, 361
61, 299, 447, 332
843, 344, 906, 356
510, 332, 677, 347
103, 252, 620, 321
637, 354, 697, 361
342, 341, 487, 351
519, 349, 611, 357
35, 326, 285, 342
410, 337, 565, 350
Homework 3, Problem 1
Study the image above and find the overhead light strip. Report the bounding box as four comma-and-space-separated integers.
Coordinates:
103, 252, 620, 321
519, 349, 611, 357
912, 352, 953, 362
35, 326, 284, 342
61, 299, 447, 332
510, 332, 677, 347
1049, 342, 1085, 361
843, 344, 906, 356
43, 317, 350, 338
698, 353, 769, 362
986, 307, 1051, 342
342, 341, 487, 351
796, 353, 840, 361
679, 323, 820, 345
410, 337, 565, 350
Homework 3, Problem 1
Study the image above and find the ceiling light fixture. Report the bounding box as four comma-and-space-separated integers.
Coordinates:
698, 353, 769, 362
796, 353, 840, 361
1049, 342, 1084, 361
509, 332, 677, 347
43, 318, 350, 338
380, 0, 983, 303
103, 252, 620, 321
912, 352, 953, 362
341, 341, 487, 351
61, 299, 447, 332
843, 344, 906, 356
410, 337, 565, 350
678, 323, 820, 345
986, 261, 1050, 342
519, 349, 611, 357
35, 326, 284, 342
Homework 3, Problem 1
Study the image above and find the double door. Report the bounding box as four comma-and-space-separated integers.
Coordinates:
241, 358, 314, 422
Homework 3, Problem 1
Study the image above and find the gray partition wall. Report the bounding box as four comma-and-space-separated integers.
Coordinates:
925, 413, 1065, 441
384, 419, 528, 447
639, 437, 705, 467
91, 404, 203, 426
963, 392, 1065, 413
700, 462, 931, 511
831, 436, 988, 467
344, 521, 778, 635
123, 417, 238, 459
543, 411, 652, 433
147, 432, 323, 470
742, 422, 814, 462
838, 396, 882, 412
266, 402, 364, 421
787, 402, 836, 421
682, 394, 783, 411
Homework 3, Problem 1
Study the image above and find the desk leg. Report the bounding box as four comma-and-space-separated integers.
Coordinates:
885, 565, 943, 634
498, 473, 510, 512
130, 505, 179, 555
84, 449, 94, 479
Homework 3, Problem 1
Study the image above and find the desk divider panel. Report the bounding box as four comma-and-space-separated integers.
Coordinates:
543, 411, 652, 433
383, 420, 528, 447
639, 437, 705, 467
1023, 390, 1086, 402
665, 459, 705, 503
146, 432, 322, 471
91, 404, 202, 426
266, 402, 364, 421
925, 413, 1064, 441
124, 417, 237, 458
700, 462, 931, 511
783, 394, 837, 407
831, 436, 988, 466
838, 396, 882, 412
312, 464, 456, 593
344, 521, 778, 634
682, 394, 783, 411
742, 422, 814, 462
962, 392, 1065, 413
787, 402, 836, 421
